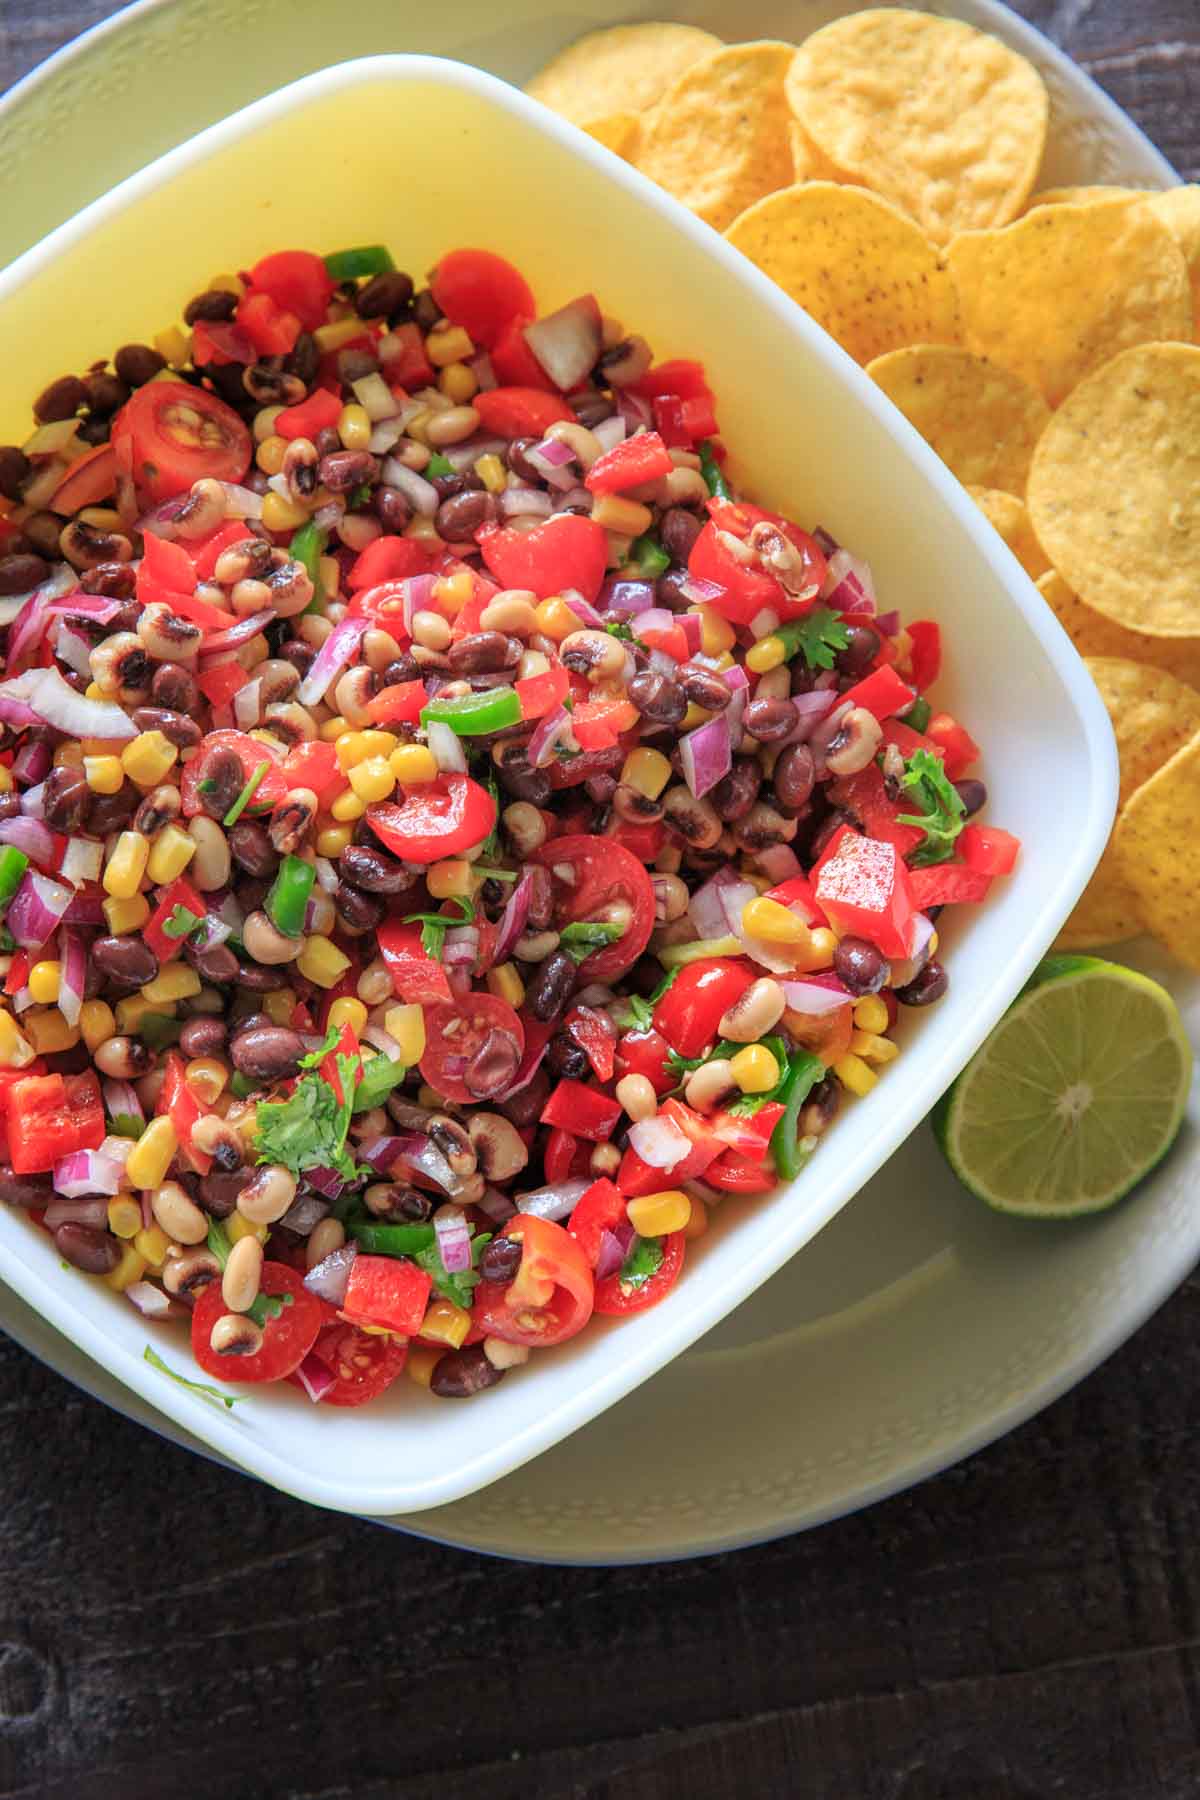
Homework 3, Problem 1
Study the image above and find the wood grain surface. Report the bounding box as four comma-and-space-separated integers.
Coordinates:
1, 3, 1198, 1797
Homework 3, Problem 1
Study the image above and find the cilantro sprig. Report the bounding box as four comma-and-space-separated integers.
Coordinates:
161, 904, 203, 941
896, 748, 966, 868
252, 1025, 362, 1183
776, 606, 851, 671
412, 1231, 492, 1310
144, 1345, 243, 1410
402, 894, 475, 960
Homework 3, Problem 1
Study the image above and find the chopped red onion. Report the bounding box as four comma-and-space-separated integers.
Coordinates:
500, 1025, 552, 1101
631, 607, 676, 639
46, 592, 120, 625
279, 1193, 330, 1236
750, 607, 781, 639
435, 1206, 473, 1274
293, 1351, 337, 1403
297, 614, 368, 707
721, 875, 799, 975
781, 979, 853, 1016
304, 1242, 358, 1306
6, 568, 75, 668
678, 612, 702, 656
599, 577, 656, 615
595, 1228, 625, 1281
0, 816, 58, 869
678, 713, 731, 799
367, 418, 406, 457
312, 498, 346, 533
232, 677, 263, 731
616, 390, 653, 431
201, 609, 275, 653
528, 703, 572, 767
351, 372, 401, 421
125, 1280, 173, 1320
59, 836, 103, 887
367, 1131, 456, 1192
523, 296, 603, 391
12, 742, 51, 787
723, 663, 750, 693
891, 911, 935, 987
756, 844, 802, 884
591, 414, 627, 454
314, 856, 339, 896
444, 434, 507, 474
58, 928, 86, 1028
443, 926, 478, 966
191, 913, 232, 954
103, 1078, 143, 1125
362, 1025, 403, 1061
821, 548, 876, 615
54, 624, 101, 679
219, 481, 264, 519
499, 486, 554, 520
477, 1185, 517, 1225
52, 1148, 123, 1200
688, 866, 739, 940
790, 689, 839, 743
380, 457, 439, 517
516, 1177, 591, 1222
875, 609, 900, 637
469, 350, 497, 392
395, 572, 437, 635
562, 589, 605, 629
628, 1114, 691, 1170
0, 695, 44, 730
11, 986, 32, 1014
531, 434, 575, 468
7, 870, 73, 949
61, 892, 104, 925
100, 1134, 133, 1169
0, 667, 135, 742
494, 869, 535, 965
678, 574, 727, 606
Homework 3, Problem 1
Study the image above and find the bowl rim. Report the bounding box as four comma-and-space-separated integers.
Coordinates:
0, 50, 1119, 1514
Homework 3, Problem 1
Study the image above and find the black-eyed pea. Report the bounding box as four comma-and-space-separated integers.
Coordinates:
615, 1073, 657, 1122
718, 977, 786, 1043
186, 814, 231, 891
306, 1217, 346, 1270
221, 1233, 264, 1313
502, 801, 547, 857
544, 420, 603, 468
662, 784, 722, 849
684, 1058, 737, 1111
559, 629, 625, 682
410, 610, 451, 653
150, 1180, 209, 1245
172, 477, 227, 540
236, 1163, 297, 1226
264, 558, 314, 620
466, 1112, 528, 1183
263, 701, 317, 745
823, 706, 884, 777
480, 592, 538, 636
333, 665, 377, 724
162, 1248, 221, 1296
137, 602, 202, 664
210, 1313, 264, 1357
363, 627, 403, 673
590, 1142, 621, 1176
242, 911, 303, 965
651, 874, 689, 923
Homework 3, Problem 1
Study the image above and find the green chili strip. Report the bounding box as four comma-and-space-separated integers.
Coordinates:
351, 1055, 406, 1113
223, 761, 270, 828
347, 1219, 437, 1256
423, 452, 454, 478
265, 854, 315, 940
420, 688, 522, 736
0, 846, 29, 915
630, 532, 670, 580
902, 695, 932, 733
161, 904, 202, 941
769, 1050, 825, 1182
290, 520, 329, 614
324, 245, 395, 281
699, 439, 731, 501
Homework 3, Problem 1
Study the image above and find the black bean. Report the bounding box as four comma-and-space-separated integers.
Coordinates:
287, 332, 320, 388
280, 639, 316, 678
34, 375, 86, 424
0, 553, 49, 596
710, 757, 762, 823
395, 1189, 435, 1222
0, 1167, 52, 1207
464, 1029, 522, 1100
381, 653, 420, 686
651, 568, 692, 612
199, 1169, 252, 1218
448, 630, 515, 675
525, 864, 554, 931
0, 447, 30, 502
954, 779, 987, 818
479, 1237, 523, 1285
430, 1344, 505, 1398
833, 936, 888, 997
834, 623, 882, 678
228, 820, 279, 878
412, 289, 441, 331
55, 1224, 120, 1274
678, 663, 731, 711
195, 746, 244, 821
81, 371, 129, 418
20, 512, 63, 559
41, 765, 91, 833
495, 751, 551, 808
230, 1025, 305, 1082
660, 506, 702, 564
744, 696, 798, 743
436, 488, 496, 540
357, 270, 415, 319
92, 936, 159, 991
569, 391, 615, 429
547, 1033, 589, 1080
185, 939, 239, 984
772, 743, 815, 813
183, 288, 238, 325
339, 843, 414, 896
319, 449, 378, 493
336, 880, 384, 931
130, 705, 201, 750
499, 1066, 550, 1129
525, 950, 577, 1023
79, 561, 137, 601
76, 415, 111, 447
505, 438, 545, 485
799, 1077, 840, 1137
114, 343, 167, 387
367, 482, 411, 535
179, 1017, 227, 1059
895, 959, 948, 1007
628, 669, 686, 726
149, 662, 199, 714
87, 785, 138, 835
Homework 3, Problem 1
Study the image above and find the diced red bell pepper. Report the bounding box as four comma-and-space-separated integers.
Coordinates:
927, 713, 981, 780
617, 1144, 672, 1198
275, 386, 343, 442
4, 951, 29, 998
652, 395, 689, 448
814, 831, 919, 961
196, 662, 247, 708
157, 1050, 212, 1175
680, 392, 719, 441
710, 1103, 785, 1156
8, 1071, 105, 1175
567, 1177, 627, 1269
908, 863, 993, 908
348, 536, 434, 592
907, 619, 941, 692
190, 519, 252, 582
565, 1005, 617, 1083
236, 290, 302, 357
543, 1126, 581, 1184
658, 1097, 723, 1178
320, 1021, 360, 1106
631, 359, 712, 402
144, 876, 209, 964
516, 663, 569, 721
280, 738, 346, 805
584, 431, 673, 495
880, 718, 942, 762
638, 620, 691, 662
367, 679, 429, 728
489, 315, 558, 391
380, 322, 434, 390
764, 873, 827, 926
826, 763, 923, 859
958, 823, 1020, 876
164, 588, 238, 632
605, 816, 665, 861
138, 531, 196, 598
838, 664, 916, 722
375, 918, 452, 1005
570, 696, 639, 750
540, 1080, 622, 1142
473, 387, 574, 439
341, 1254, 431, 1337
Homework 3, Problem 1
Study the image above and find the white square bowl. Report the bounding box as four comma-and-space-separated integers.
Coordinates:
0, 54, 1116, 1515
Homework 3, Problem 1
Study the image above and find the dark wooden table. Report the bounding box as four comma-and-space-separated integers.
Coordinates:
1, 4, 1198, 1797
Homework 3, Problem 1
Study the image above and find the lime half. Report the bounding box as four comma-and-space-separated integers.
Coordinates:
933, 955, 1192, 1217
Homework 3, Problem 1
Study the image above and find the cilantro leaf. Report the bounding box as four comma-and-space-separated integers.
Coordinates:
402, 895, 475, 960
144, 1345, 243, 1410
647, 966, 681, 1006
604, 620, 636, 641
479, 775, 502, 862
558, 919, 625, 965
618, 1234, 665, 1291
252, 1037, 361, 1184
412, 1231, 492, 1310
352, 1052, 406, 1113
896, 747, 966, 868
626, 994, 654, 1029
778, 606, 850, 671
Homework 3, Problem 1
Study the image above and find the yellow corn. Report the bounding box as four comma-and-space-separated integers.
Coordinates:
532, 597, 579, 641
384, 1002, 426, 1065
25, 1010, 80, 1054
591, 493, 653, 536
328, 996, 368, 1036
146, 824, 198, 889
104, 1245, 148, 1292
134, 1224, 171, 1269
297, 934, 350, 988
261, 491, 310, 533
683, 1196, 709, 1241
474, 452, 507, 494
116, 993, 172, 1034
804, 928, 839, 969
746, 635, 786, 674
426, 861, 472, 903
389, 744, 438, 785
208, 271, 243, 296
419, 1297, 472, 1347
852, 995, 889, 1035
691, 605, 736, 656
107, 1195, 142, 1239
681, 703, 712, 733
627, 1190, 692, 1236
438, 362, 477, 403
185, 1057, 228, 1104
833, 1052, 878, 1098
329, 789, 366, 822
620, 746, 672, 800
406, 1344, 442, 1388
262, 988, 295, 1027
320, 714, 349, 743
0, 765, 12, 793
122, 730, 177, 788
406, 514, 443, 549
403, 409, 432, 446
336, 728, 397, 770
425, 324, 475, 367
314, 317, 368, 353
84, 754, 124, 795
27, 960, 60, 1005
850, 1029, 900, 1065
102, 893, 149, 935
486, 963, 524, 1008
729, 1044, 781, 1094
315, 822, 354, 858
80, 999, 115, 1054
0, 1010, 34, 1068
741, 896, 807, 946
154, 325, 190, 368
928, 930, 939, 955
349, 757, 395, 804
103, 831, 150, 899
125, 1116, 178, 1191
226, 1211, 268, 1247
318, 555, 340, 599
252, 405, 284, 443
433, 568, 475, 614
255, 434, 287, 475
337, 403, 372, 451
141, 963, 201, 1005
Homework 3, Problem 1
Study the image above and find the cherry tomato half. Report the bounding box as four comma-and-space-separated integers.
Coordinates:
366, 774, 496, 864
615, 1026, 676, 1097
651, 957, 754, 1059
419, 995, 525, 1106
192, 1262, 324, 1384
529, 835, 654, 983
247, 249, 335, 332
111, 381, 252, 504
593, 1231, 686, 1315
471, 1214, 594, 1348
307, 1321, 409, 1407
430, 249, 537, 350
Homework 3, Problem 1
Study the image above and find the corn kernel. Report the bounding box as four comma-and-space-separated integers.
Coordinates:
403, 408, 432, 446
928, 930, 939, 955
0, 1011, 34, 1068
532, 597, 578, 641
78, 507, 122, 532
852, 995, 890, 1035
320, 714, 348, 743
142, 963, 201, 1005
154, 325, 190, 368
102, 892, 149, 936
185, 1057, 228, 1104
122, 730, 177, 789
84, 754, 124, 795
226, 1211, 268, 1247
328, 996, 368, 1036
261, 491, 310, 533
389, 744, 438, 785
208, 271, 243, 296
729, 1044, 781, 1094
405, 514, 442, 549
315, 823, 354, 858
314, 317, 368, 354
433, 568, 474, 614
626, 1189, 692, 1236
833, 1052, 879, 1098
486, 963, 525, 1008
681, 703, 712, 732
116, 993, 173, 1034
419, 1297, 472, 1348
426, 858, 472, 900
107, 1195, 142, 1239
104, 1245, 148, 1292
256, 434, 287, 475
125, 1116, 178, 1190
318, 555, 340, 598
134, 1224, 171, 1268
252, 404, 284, 443
849, 1029, 900, 1065
297, 934, 350, 988
806, 928, 839, 969
146, 823, 197, 887
0, 765, 12, 793
591, 493, 653, 536
620, 746, 672, 800
746, 635, 786, 674
25, 1009, 80, 1054
692, 604, 736, 656
742, 896, 807, 947
260, 988, 295, 1028
349, 756, 395, 804
337, 403, 371, 451
425, 324, 475, 367
27, 960, 60, 1005
336, 728, 397, 770
406, 1344, 442, 1388
80, 999, 116, 1054
683, 1197, 709, 1241
330, 789, 366, 822
103, 830, 150, 899
474, 452, 507, 494
383, 1002, 426, 1065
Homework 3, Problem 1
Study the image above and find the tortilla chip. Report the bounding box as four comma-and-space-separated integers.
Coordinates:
526, 22, 723, 125
1147, 185, 1200, 337
966, 488, 1049, 579
1027, 343, 1200, 636
725, 183, 961, 365
1112, 728, 1200, 970
1026, 185, 1146, 210
868, 346, 1049, 493
583, 111, 642, 161
1036, 572, 1200, 687
785, 9, 1048, 244
946, 198, 1192, 405
787, 117, 845, 185
633, 42, 796, 233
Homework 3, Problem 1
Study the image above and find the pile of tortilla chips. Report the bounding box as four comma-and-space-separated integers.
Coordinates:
526, 12, 1200, 968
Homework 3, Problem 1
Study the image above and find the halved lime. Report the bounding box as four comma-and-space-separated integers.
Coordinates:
933, 955, 1192, 1217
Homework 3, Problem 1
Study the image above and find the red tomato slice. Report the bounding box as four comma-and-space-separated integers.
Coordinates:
180, 729, 286, 817
529, 835, 654, 982
248, 249, 335, 332
111, 381, 252, 503
418, 995, 525, 1105
568, 1177, 627, 1269
652, 957, 754, 1059
594, 1231, 686, 1315
365, 774, 495, 864
473, 387, 574, 438
471, 1214, 594, 1347
703, 1151, 777, 1195
431, 250, 537, 349
191, 1263, 323, 1384
302, 1323, 409, 1406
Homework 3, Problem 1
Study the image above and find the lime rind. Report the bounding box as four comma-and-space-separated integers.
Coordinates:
933, 958, 1192, 1217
